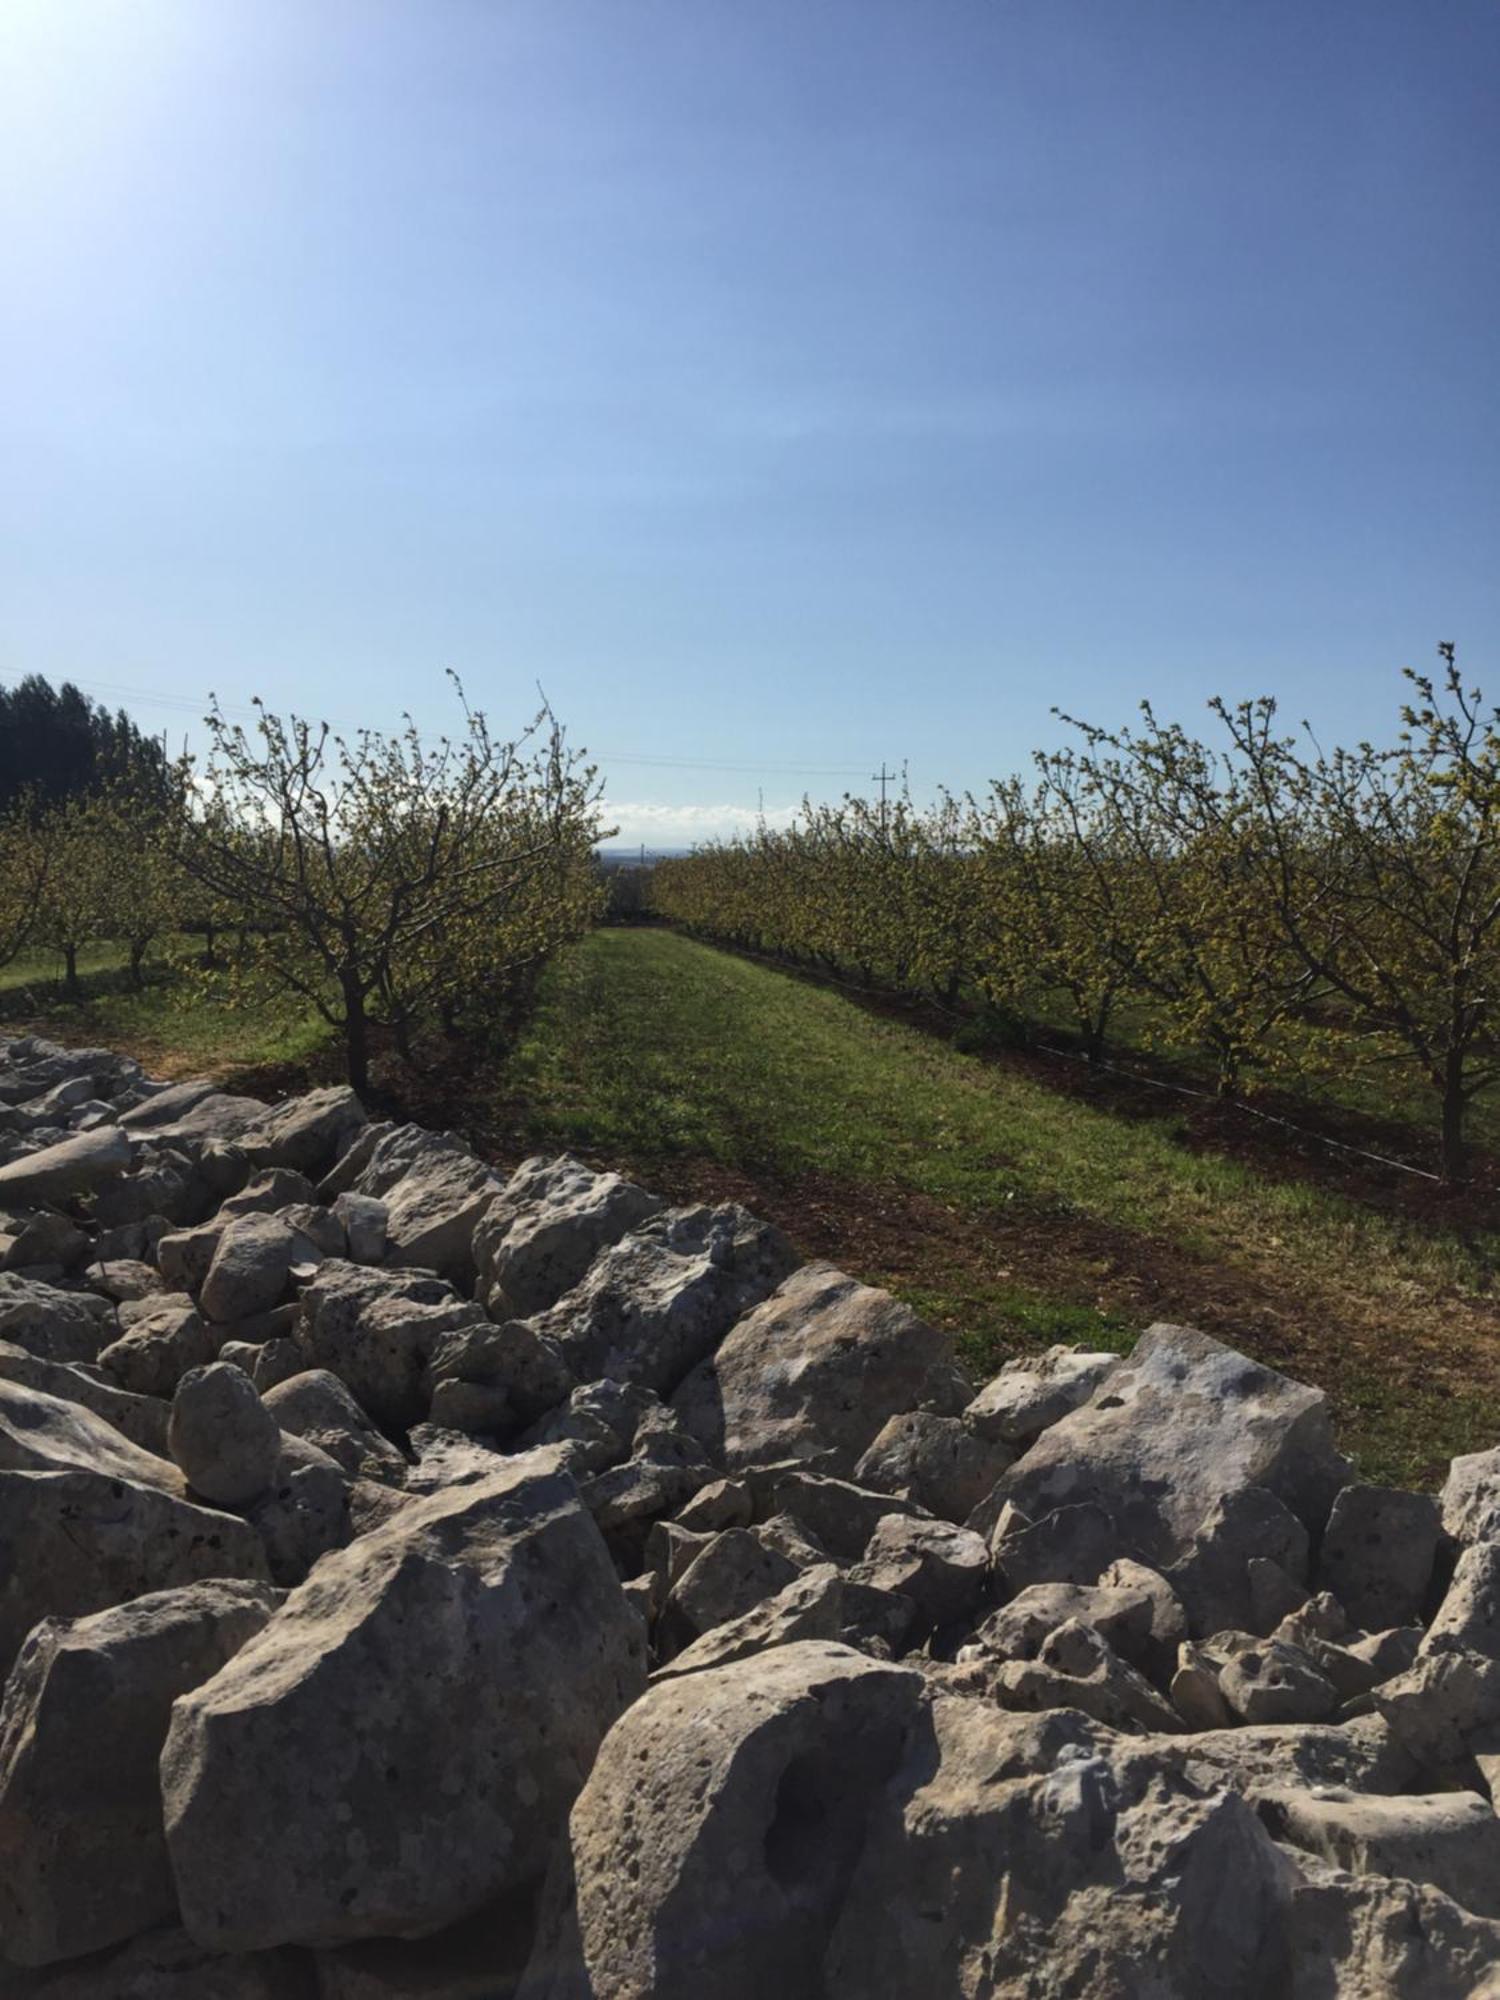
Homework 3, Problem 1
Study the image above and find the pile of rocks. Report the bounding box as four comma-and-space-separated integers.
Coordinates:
4, 1032, 1500, 1996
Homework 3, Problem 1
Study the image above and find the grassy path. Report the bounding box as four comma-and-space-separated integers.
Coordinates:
502, 928, 1500, 1485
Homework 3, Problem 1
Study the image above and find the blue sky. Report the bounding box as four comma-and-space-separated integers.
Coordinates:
2, 0, 1496, 844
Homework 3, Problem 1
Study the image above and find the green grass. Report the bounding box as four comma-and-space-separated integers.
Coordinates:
0, 939, 328, 1076
502, 928, 1500, 1484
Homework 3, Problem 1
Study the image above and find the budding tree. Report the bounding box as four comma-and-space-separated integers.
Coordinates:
177, 683, 604, 1096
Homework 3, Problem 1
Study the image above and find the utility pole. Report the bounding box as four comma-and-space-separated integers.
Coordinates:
872, 763, 896, 836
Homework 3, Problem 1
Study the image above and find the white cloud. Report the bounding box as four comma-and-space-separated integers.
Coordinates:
598, 798, 802, 848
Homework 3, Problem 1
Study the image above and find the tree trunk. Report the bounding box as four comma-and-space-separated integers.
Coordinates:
1441, 1051, 1467, 1185
62, 943, 79, 999
129, 939, 147, 988
343, 984, 370, 1099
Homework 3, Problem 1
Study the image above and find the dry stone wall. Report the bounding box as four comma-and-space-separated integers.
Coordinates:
2, 1031, 1500, 1996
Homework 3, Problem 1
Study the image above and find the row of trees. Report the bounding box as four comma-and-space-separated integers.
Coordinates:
0, 683, 607, 1095
653, 651, 1500, 1183
0, 675, 171, 813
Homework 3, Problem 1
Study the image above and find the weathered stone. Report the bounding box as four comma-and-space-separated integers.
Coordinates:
261, 1369, 407, 1484
1287, 1868, 1500, 2000
1171, 1641, 1236, 1728
379, 1137, 501, 1286
580, 1405, 715, 1540
1167, 1483, 1311, 1636
995, 1325, 1346, 1621
156, 1218, 226, 1292
769, 1470, 926, 1561
990, 1499, 1119, 1590
0, 1273, 112, 1365
0, 1340, 169, 1456
1374, 1647, 1500, 1779
850, 1513, 988, 1634
219, 1168, 319, 1217
0, 1923, 315, 1997
651, 1566, 847, 1682
519, 1642, 925, 2000
162, 1459, 646, 1950
0, 1375, 181, 1493
0, 1466, 271, 1675
474, 1154, 665, 1320
530, 1203, 798, 1400
1219, 1637, 1340, 1725
851, 1410, 1012, 1522
427, 1320, 572, 1439
243, 1435, 353, 1585
199, 1213, 306, 1325
981, 1617, 1186, 1733
331, 1191, 388, 1264
964, 1343, 1122, 1445
310, 1892, 534, 2000
822, 1696, 1298, 2000
0, 1127, 131, 1206
1423, 1541, 1500, 1662
1318, 1482, 1441, 1631
0, 1580, 279, 1965
1441, 1444, 1500, 1545
81, 1257, 163, 1304
97, 1295, 216, 1398
672, 1260, 963, 1476
239, 1087, 367, 1179
168, 1361, 283, 1506
1259, 1785, 1500, 1919
965, 1578, 1157, 1666
674, 1476, 753, 1533
295, 1260, 489, 1431
660, 1528, 799, 1654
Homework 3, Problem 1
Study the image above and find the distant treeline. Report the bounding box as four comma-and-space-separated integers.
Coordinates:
0, 674, 171, 814
653, 650, 1500, 1183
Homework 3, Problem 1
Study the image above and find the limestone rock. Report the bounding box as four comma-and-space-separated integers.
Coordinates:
1317, 1482, 1441, 1631
1423, 1540, 1500, 1662
519, 1642, 925, 2000
199, 1214, 307, 1325
0, 1580, 279, 1965
994, 1323, 1347, 1616
651, 1565, 847, 1682
660, 1528, 799, 1655
168, 1362, 283, 1506
964, 1343, 1122, 1445
672, 1260, 964, 1476
850, 1513, 988, 1634
261, 1369, 407, 1484
0, 1127, 131, 1206
1259, 1784, 1500, 1919
474, 1154, 665, 1320
162, 1458, 646, 1951
852, 1410, 1012, 1522
97, 1295, 216, 1398
531, 1203, 798, 1400
239, 1086, 367, 1179
295, 1260, 489, 1431
0, 1274, 112, 1365
0, 1341, 169, 1456
0, 1375, 181, 1493
1441, 1444, 1500, 1544
0, 1924, 316, 1997
0, 1466, 271, 1675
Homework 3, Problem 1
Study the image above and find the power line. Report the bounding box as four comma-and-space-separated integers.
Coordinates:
30, 674, 879, 781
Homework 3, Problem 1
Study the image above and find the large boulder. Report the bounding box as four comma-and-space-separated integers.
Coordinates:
0, 1376, 182, 1493
474, 1155, 665, 1321
97, 1295, 217, 1399
198, 1214, 308, 1326
161, 1456, 647, 1950
528, 1205, 798, 1400
0, 1341, 170, 1456
0, 1467, 271, 1676
672, 1262, 966, 1477
352, 1128, 500, 1287
1317, 1483, 1441, 1631
519, 1642, 926, 2000
294, 1261, 490, 1431
964, 1344, 1123, 1446
0, 1925, 312, 1997
1257, 1786, 1500, 1920
852, 1410, 1012, 1522
0, 1274, 112, 1365
260, 1369, 407, 1484
0, 1127, 131, 1206
992, 1323, 1348, 1627
1440, 1445, 1500, 1545
168, 1363, 284, 1507
0, 1581, 279, 1965
239, 1088, 367, 1179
